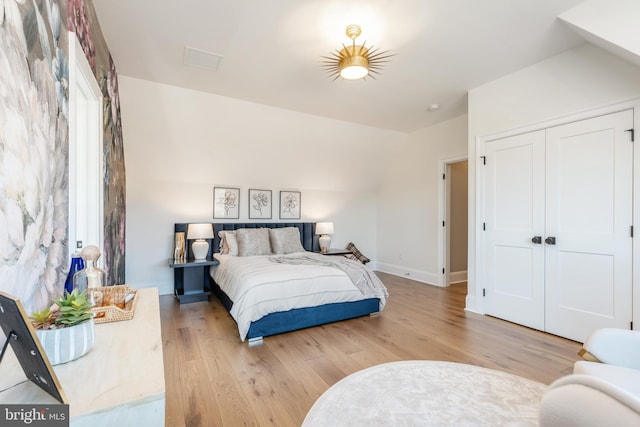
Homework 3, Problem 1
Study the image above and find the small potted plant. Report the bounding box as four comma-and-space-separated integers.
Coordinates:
30, 289, 95, 365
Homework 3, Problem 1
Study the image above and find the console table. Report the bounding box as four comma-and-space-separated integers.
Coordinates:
0, 288, 166, 426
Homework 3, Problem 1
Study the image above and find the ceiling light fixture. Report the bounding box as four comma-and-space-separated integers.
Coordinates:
322, 24, 393, 81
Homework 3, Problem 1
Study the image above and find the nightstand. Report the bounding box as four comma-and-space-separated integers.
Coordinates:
168, 258, 219, 303
316, 248, 352, 256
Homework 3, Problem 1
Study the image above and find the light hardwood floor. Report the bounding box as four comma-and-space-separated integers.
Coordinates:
160, 272, 582, 427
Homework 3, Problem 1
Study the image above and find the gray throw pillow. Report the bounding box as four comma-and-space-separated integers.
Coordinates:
269, 227, 305, 254
236, 228, 271, 256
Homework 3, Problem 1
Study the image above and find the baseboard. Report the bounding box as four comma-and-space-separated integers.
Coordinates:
449, 270, 467, 284
465, 294, 482, 314
156, 282, 174, 296
375, 262, 440, 286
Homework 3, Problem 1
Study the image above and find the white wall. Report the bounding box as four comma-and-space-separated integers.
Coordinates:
559, 0, 640, 68
119, 76, 406, 294
467, 43, 640, 312
376, 114, 468, 284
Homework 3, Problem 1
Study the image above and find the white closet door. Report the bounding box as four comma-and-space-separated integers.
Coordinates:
484, 130, 546, 331
544, 110, 634, 342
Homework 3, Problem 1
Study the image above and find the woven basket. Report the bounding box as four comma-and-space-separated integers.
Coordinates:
90, 285, 138, 324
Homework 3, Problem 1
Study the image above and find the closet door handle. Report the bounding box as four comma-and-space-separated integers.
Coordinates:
531, 236, 542, 244
545, 236, 556, 245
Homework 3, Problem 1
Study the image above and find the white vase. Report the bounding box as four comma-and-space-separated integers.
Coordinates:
36, 319, 95, 365
319, 234, 331, 253
192, 239, 210, 260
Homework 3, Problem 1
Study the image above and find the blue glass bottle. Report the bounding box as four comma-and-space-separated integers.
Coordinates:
64, 254, 85, 294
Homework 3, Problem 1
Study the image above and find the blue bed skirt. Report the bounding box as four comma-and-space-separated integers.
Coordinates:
209, 278, 380, 340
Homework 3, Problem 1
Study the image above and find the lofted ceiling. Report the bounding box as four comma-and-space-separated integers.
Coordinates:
92, 0, 586, 133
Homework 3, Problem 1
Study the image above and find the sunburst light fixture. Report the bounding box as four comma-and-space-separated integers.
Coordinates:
322, 24, 393, 81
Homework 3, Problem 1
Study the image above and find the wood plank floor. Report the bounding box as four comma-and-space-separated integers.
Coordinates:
160, 272, 582, 427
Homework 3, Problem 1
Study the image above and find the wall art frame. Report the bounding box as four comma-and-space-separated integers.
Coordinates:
213, 187, 240, 219
248, 189, 272, 219
279, 190, 301, 219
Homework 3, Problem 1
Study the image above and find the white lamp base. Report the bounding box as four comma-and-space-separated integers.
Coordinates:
192, 239, 209, 260
319, 235, 331, 254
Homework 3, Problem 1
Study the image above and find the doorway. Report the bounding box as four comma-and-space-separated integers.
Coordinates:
438, 156, 468, 287
68, 32, 104, 261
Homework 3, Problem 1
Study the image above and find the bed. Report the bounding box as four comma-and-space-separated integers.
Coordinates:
174, 222, 387, 344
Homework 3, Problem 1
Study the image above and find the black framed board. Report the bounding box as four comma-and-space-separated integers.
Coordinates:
0, 292, 67, 404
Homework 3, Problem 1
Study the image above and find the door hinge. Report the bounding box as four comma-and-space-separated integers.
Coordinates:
442, 173, 446, 180
483, 288, 486, 297
626, 128, 635, 142
632, 225, 634, 238
480, 156, 486, 165
442, 221, 445, 227
631, 321, 634, 330
482, 222, 486, 231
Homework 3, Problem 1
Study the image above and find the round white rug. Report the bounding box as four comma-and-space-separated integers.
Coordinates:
302, 360, 546, 427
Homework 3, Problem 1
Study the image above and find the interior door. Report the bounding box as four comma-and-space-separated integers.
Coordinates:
484, 130, 546, 331
544, 110, 634, 342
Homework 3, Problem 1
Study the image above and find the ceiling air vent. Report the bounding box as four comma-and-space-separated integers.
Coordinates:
183, 46, 223, 72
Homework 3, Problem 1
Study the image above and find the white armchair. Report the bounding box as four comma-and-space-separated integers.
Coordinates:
578, 328, 640, 370
539, 328, 640, 426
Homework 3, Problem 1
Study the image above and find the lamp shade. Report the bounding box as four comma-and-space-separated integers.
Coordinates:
339, 47, 369, 80
340, 64, 369, 80
187, 223, 214, 240
315, 222, 334, 235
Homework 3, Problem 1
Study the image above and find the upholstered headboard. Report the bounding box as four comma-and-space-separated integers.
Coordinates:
174, 222, 319, 259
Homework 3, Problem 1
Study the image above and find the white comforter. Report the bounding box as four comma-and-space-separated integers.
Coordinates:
211, 252, 387, 341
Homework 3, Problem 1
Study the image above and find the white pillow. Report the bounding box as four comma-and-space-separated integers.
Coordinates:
236, 228, 271, 256
269, 227, 305, 254
218, 230, 238, 256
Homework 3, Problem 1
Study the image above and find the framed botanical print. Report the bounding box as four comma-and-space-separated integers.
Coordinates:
279, 190, 301, 219
249, 189, 272, 219
213, 187, 240, 219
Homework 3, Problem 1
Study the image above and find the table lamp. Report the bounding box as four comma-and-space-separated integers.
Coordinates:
315, 222, 334, 254
187, 223, 214, 260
